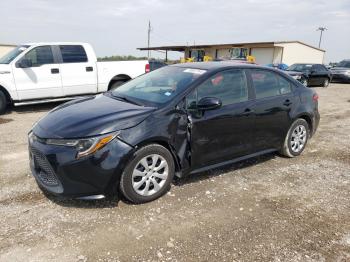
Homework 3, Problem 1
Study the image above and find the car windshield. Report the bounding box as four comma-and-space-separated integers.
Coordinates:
0, 45, 30, 64
335, 60, 350, 68
287, 64, 313, 72
111, 66, 206, 106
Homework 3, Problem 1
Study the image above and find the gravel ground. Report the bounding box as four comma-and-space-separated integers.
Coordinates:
0, 83, 349, 262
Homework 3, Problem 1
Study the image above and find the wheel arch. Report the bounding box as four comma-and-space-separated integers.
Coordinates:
133, 138, 182, 173
295, 113, 313, 135
108, 74, 132, 90
0, 85, 12, 104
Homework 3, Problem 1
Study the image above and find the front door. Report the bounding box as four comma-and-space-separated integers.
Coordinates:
12, 45, 63, 100
187, 69, 255, 169
248, 69, 297, 150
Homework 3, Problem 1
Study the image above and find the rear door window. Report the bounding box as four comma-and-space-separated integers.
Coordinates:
250, 70, 291, 99
59, 45, 88, 63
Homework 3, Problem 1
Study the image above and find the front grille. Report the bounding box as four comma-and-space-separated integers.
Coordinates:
30, 147, 59, 186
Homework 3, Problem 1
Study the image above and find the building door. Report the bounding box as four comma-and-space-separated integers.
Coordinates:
250, 48, 275, 64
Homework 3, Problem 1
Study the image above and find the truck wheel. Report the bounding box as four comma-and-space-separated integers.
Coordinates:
0, 91, 8, 114
120, 144, 175, 204
109, 80, 126, 90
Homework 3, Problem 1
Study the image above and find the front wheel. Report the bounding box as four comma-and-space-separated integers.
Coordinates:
322, 78, 330, 88
119, 144, 175, 204
0, 91, 8, 114
280, 119, 310, 158
299, 77, 308, 87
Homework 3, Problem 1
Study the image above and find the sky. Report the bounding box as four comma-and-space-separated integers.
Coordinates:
0, 0, 349, 62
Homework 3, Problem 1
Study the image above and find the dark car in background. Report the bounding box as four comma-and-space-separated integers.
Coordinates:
331, 59, 350, 83
285, 63, 332, 87
28, 63, 319, 204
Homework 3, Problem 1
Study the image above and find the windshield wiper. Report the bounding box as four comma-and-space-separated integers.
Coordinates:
111, 94, 141, 106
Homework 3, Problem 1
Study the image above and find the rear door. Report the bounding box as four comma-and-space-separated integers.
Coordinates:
12, 45, 63, 100
187, 69, 255, 169
57, 45, 97, 96
248, 69, 297, 150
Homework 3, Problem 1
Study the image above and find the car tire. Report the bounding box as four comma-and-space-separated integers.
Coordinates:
119, 144, 175, 204
109, 80, 126, 90
280, 118, 310, 158
300, 77, 308, 87
322, 78, 330, 88
0, 91, 8, 114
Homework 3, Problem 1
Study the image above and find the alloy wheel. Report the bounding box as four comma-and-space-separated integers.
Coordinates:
132, 154, 169, 196
290, 125, 307, 153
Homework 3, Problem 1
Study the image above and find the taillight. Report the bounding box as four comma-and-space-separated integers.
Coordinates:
145, 63, 150, 73
313, 93, 319, 101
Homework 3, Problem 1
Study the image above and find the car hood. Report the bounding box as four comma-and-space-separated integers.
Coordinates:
33, 93, 156, 138
284, 70, 304, 76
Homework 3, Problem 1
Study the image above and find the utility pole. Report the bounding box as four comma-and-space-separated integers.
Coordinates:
317, 27, 327, 48
147, 20, 152, 59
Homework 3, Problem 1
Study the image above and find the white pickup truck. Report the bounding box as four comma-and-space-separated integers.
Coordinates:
0, 42, 150, 113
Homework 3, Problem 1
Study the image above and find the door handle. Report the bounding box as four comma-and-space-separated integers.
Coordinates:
283, 99, 292, 106
86, 66, 93, 72
241, 108, 254, 116
51, 68, 59, 74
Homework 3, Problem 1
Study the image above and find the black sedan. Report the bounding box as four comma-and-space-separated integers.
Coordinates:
28, 63, 320, 204
285, 63, 332, 87
331, 59, 350, 83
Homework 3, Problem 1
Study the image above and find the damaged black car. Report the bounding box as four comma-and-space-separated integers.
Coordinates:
28, 62, 320, 203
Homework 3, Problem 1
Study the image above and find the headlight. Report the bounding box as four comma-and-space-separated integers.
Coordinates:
292, 75, 302, 80
46, 132, 119, 159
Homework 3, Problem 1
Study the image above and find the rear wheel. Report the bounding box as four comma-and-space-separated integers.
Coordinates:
280, 119, 309, 158
0, 91, 8, 114
322, 78, 330, 88
120, 144, 175, 204
109, 80, 127, 90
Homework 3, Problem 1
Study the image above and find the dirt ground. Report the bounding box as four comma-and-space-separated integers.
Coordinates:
0, 83, 349, 262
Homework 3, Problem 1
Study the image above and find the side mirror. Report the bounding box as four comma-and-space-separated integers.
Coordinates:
197, 97, 222, 111
17, 58, 32, 68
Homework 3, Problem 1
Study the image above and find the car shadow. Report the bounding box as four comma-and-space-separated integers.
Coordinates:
44, 192, 121, 209
174, 152, 277, 187
42, 152, 277, 208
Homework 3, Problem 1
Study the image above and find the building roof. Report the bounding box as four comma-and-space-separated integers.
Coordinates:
0, 43, 16, 47
138, 41, 325, 52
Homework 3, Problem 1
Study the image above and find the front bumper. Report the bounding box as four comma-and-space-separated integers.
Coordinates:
28, 134, 134, 198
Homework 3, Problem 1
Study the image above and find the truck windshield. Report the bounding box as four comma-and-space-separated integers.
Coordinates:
0, 45, 30, 64
111, 66, 206, 106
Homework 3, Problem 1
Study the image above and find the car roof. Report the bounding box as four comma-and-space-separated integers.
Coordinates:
171, 61, 268, 71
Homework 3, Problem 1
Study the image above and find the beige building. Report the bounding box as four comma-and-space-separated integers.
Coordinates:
138, 41, 325, 66
0, 44, 16, 58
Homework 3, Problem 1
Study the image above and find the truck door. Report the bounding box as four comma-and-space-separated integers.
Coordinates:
12, 45, 63, 100
57, 45, 97, 96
